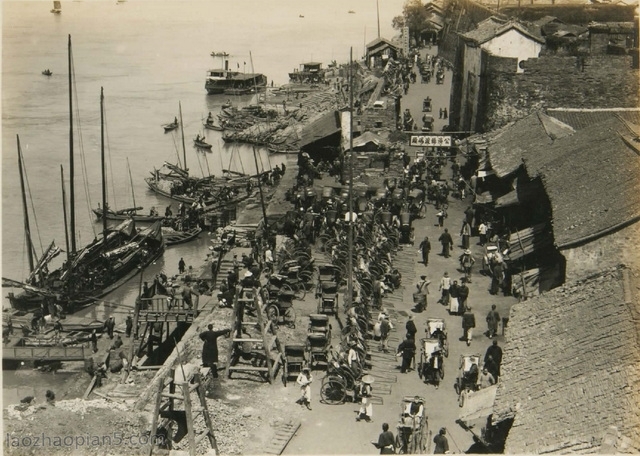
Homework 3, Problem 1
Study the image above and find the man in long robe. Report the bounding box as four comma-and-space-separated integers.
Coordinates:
199, 324, 231, 377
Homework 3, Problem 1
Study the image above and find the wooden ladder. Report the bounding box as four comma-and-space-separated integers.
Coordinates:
224, 285, 283, 383
148, 368, 218, 456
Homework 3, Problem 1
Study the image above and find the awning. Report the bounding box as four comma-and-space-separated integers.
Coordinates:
459, 384, 498, 423
507, 223, 554, 261
475, 192, 494, 204
299, 111, 341, 148
352, 131, 388, 151
477, 169, 495, 178
495, 189, 518, 208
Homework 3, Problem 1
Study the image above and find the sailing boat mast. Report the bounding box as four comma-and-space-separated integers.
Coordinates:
346, 48, 355, 308
126, 158, 136, 209
252, 146, 270, 241
101, 87, 108, 238
61, 165, 70, 259
68, 34, 77, 254
17, 135, 35, 273
179, 102, 187, 173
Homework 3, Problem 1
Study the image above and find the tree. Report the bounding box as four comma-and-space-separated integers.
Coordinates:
392, 0, 429, 43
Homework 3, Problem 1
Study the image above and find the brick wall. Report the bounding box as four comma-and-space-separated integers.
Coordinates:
482, 55, 639, 131
561, 221, 640, 282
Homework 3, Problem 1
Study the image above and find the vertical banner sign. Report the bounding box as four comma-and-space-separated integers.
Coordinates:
402, 26, 410, 55
341, 110, 352, 151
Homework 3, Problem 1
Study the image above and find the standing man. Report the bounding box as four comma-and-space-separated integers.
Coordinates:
379, 315, 391, 353
461, 307, 476, 346
90, 329, 98, 353
460, 220, 472, 250
405, 316, 417, 340
486, 304, 500, 339
296, 367, 313, 410
464, 206, 475, 227
490, 262, 504, 295
484, 340, 503, 380
178, 257, 186, 274
459, 249, 476, 283
433, 428, 449, 454
104, 316, 115, 340
199, 324, 231, 378
458, 279, 470, 313
371, 423, 395, 454
418, 236, 431, 266
438, 272, 451, 306
478, 221, 488, 246
125, 312, 133, 338
415, 275, 430, 311
397, 336, 416, 374
477, 367, 496, 389
438, 228, 453, 258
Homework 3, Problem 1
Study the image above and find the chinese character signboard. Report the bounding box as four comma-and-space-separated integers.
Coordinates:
410, 135, 452, 147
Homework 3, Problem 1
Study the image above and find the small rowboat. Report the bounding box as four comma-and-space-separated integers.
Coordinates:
163, 121, 179, 133
163, 226, 202, 246
203, 122, 224, 131
194, 138, 213, 150
42, 70, 52, 76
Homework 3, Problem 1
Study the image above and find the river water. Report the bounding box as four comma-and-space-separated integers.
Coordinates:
1, 0, 404, 403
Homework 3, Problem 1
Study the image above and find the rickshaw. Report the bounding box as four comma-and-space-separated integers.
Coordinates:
425, 318, 448, 357
318, 281, 339, 315
417, 319, 448, 388
422, 97, 432, 112
454, 354, 481, 407
399, 211, 412, 245
321, 186, 335, 201
421, 115, 435, 132
282, 344, 307, 386
307, 314, 332, 369
379, 211, 392, 226
265, 290, 296, 328
396, 396, 428, 454
373, 188, 388, 202
436, 70, 444, 85
407, 189, 426, 219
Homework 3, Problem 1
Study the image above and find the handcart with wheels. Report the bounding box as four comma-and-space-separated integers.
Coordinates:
396, 396, 428, 454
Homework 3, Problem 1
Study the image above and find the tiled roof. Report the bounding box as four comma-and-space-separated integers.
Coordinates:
487, 112, 574, 177
298, 111, 341, 148
528, 117, 640, 247
533, 15, 563, 26
493, 266, 640, 454
462, 18, 544, 46
365, 37, 398, 51
545, 109, 640, 131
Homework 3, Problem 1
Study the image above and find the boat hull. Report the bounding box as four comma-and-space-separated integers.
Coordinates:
164, 226, 203, 246
92, 208, 165, 223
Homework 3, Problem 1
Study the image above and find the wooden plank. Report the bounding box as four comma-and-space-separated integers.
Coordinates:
228, 365, 269, 372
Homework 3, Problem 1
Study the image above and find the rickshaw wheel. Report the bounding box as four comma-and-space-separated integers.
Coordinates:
266, 305, 279, 322
459, 390, 465, 407
417, 355, 424, 379
454, 380, 461, 395
320, 377, 346, 404
439, 365, 445, 380
284, 307, 296, 328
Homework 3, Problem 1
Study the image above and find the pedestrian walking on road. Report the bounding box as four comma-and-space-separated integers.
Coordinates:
371, 423, 395, 454
438, 229, 453, 257
397, 336, 416, 374
433, 428, 449, 454
405, 316, 417, 340
178, 257, 186, 274
438, 272, 451, 305
379, 315, 391, 353
460, 249, 476, 283
418, 236, 431, 265
103, 316, 115, 340
296, 367, 313, 410
125, 313, 133, 338
443, 108, 448, 119
90, 330, 98, 353
461, 307, 476, 346
458, 280, 470, 313
460, 220, 472, 249
486, 304, 500, 338
484, 340, 503, 380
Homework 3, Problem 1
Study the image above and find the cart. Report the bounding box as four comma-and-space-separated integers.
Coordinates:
396, 396, 428, 454
421, 115, 435, 132
282, 344, 307, 386
307, 314, 332, 369
317, 282, 338, 315
422, 97, 432, 112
